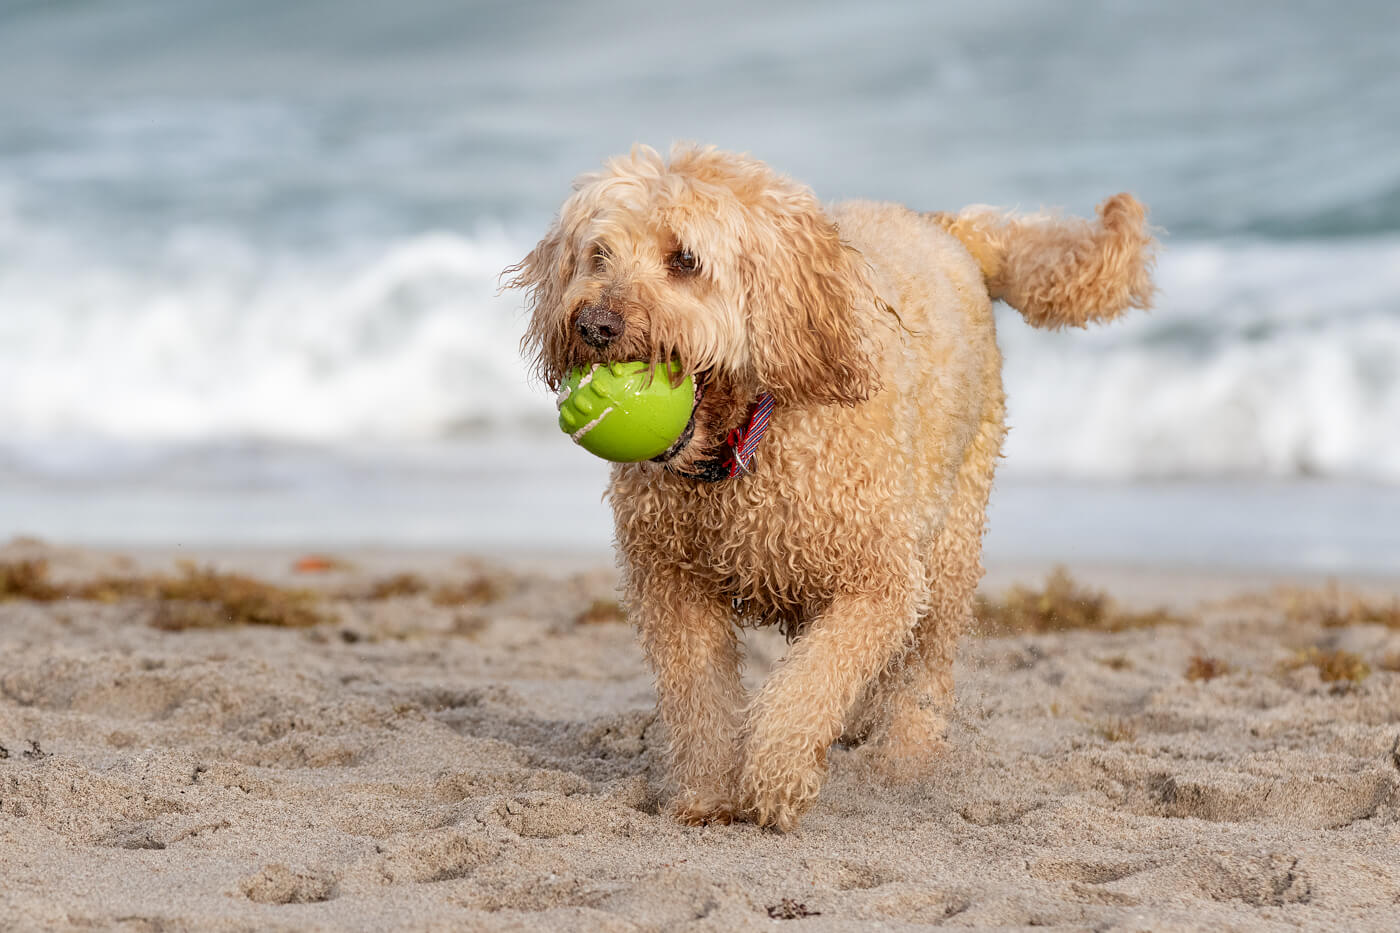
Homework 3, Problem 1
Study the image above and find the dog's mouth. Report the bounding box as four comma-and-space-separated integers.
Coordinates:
651, 370, 709, 463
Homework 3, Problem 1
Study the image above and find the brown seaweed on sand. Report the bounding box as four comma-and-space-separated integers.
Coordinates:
975, 567, 1182, 636
0, 559, 329, 629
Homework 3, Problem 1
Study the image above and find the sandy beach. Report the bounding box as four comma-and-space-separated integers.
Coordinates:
1, 538, 1398, 932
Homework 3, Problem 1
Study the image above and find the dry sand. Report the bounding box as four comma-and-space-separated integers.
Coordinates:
1, 539, 1398, 932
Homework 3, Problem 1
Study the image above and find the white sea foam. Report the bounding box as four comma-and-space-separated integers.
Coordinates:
998, 238, 1400, 481
1, 219, 1397, 482
0, 224, 546, 449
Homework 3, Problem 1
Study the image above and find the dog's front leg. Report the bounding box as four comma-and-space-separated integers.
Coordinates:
634, 586, 746, 825
738, 589, 918, 831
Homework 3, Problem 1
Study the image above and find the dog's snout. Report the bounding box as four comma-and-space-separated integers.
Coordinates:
575, 306, 625, 349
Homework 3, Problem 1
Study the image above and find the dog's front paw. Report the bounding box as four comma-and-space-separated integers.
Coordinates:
737, 744, 827, 832
671, 787, 738, 826
738, 777, 814, 832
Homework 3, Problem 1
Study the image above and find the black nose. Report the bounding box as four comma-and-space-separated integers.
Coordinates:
575, 306, 625, 349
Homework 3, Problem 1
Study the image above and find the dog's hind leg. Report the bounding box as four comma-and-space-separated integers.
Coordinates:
846, 407, 1006, 775
632, 580, 747, 825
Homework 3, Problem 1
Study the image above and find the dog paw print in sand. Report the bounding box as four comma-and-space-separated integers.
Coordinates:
99, 817, 230, 851
369, 827, 502, 885
355, 815, 624, 914
1028, 851, 1158, 887
480, 794, 595, 839
958, 798, 1043, 826
869, 885, 973, 924
598, 866, 761, 928
1196, 854, 1313, 907
239, 863, 338, 904
1021, 850, 1157, 908
799, 856, 903, 892
477, 791, 647, 840
1144, 766, 1397, 828
439, 706, 662, 787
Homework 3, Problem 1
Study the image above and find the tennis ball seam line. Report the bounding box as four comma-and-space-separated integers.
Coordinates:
555, 362, 603, 410
570, 405, 616, 443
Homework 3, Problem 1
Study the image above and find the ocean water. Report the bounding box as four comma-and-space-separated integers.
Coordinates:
1, 0, 1397, 569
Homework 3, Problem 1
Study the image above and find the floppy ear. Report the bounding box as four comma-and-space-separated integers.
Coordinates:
504, 220, 575, 390
740, 199, 879, 407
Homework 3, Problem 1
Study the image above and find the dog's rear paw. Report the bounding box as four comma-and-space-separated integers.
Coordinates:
861, 711, 951, 783
864, 736, 950, 784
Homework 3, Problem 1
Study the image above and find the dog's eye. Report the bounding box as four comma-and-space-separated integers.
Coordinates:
668, 249, 699, 276
590, 244, 611, 272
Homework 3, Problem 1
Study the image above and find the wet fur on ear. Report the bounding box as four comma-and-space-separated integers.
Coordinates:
505, 221, 574, 390
740, 195, 880, 407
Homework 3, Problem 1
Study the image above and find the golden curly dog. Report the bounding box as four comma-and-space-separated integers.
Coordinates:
509, 144, 1154, 831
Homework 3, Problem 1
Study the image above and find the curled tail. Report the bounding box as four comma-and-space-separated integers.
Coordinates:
929, 193, 1156, 328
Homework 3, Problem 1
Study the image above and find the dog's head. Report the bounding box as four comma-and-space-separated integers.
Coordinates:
506, 144, 880, 471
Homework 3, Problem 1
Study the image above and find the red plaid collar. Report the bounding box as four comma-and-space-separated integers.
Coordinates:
672, 392, 775, 483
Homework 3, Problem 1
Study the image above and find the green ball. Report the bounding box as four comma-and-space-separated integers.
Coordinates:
556, 361, 696, 462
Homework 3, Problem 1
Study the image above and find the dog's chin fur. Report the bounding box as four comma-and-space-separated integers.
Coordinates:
508, 143, 1156, 832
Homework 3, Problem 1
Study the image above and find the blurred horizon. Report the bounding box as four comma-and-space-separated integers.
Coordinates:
1, 0, 1397, 568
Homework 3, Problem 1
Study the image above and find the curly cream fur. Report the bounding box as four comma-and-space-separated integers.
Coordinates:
930, 192, 1156, 328
509, 144, 1155, 831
